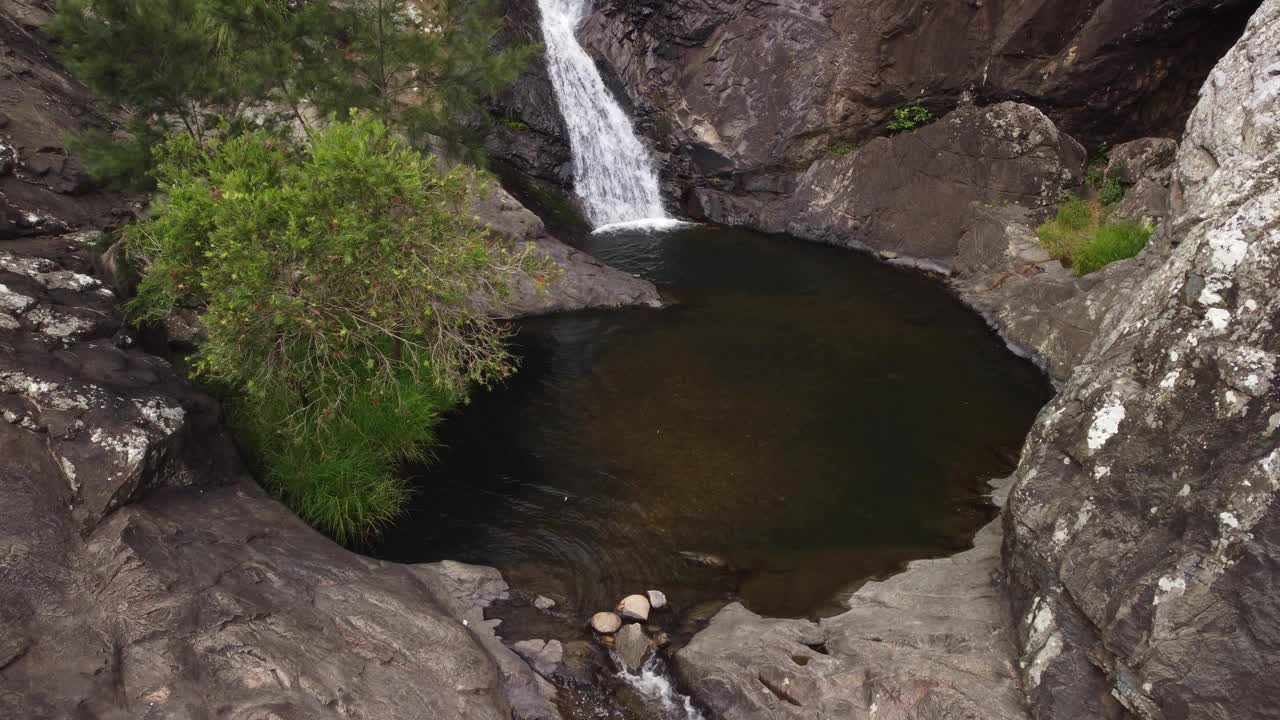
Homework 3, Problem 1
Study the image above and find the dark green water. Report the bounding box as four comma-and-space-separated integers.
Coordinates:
374, 223, 1049, 626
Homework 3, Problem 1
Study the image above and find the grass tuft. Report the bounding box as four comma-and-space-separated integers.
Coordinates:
1037, 193, 1151, 276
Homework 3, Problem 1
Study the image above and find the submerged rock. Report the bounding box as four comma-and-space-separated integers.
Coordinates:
617, 594, 651, 622
591, 612, 623, 634
615, 623, 651, 674
533, 594, 557, 611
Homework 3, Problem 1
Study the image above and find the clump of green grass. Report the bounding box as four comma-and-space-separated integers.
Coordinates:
1072, 223, 1152, 275
830, 141, 859, 157
1037, 193, 1151, 275
500, 116, 530, 133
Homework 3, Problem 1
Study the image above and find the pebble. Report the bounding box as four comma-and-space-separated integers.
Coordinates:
533, 595, 556, 611
617, 594, 651, 622
590, 611, 622, 634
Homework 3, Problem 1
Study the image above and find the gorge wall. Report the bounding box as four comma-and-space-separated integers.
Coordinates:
493, 0, 1261, 236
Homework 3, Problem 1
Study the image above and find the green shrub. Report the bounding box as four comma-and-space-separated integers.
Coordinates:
127, 114, 550, 541
887, 105, 933, 132
234, 371, 456, 543
1072, 222, 1151, 275
1037, 193, 1150, 275
1098, 179, 1125, 207
501, 117, 530, 133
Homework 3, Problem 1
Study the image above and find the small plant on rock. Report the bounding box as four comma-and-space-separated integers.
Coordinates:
887, 105, 934, 133
829, 141, 860, 157
1098, 179, 1125, 207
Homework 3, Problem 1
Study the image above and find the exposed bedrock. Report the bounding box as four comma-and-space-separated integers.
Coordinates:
1004, 2, 1280, 718
492, 0, 1260, 216
0, 231, 562, 720
690, 100, 1087, 264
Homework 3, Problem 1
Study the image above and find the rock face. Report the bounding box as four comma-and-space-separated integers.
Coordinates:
676, 480, 1027, 719
494, 0, 1259, 212
953, 196, 1166, 385
1003, 3, 1280, 719
689, 101, 1086, 266
0, 233, 561, 719
0, 4, 133, 239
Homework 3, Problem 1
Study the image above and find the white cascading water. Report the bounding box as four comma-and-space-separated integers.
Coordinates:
535, 0, 671, 228
615, 657, 706, 720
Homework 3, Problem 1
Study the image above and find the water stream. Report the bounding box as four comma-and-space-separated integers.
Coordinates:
536, 0, 669, 226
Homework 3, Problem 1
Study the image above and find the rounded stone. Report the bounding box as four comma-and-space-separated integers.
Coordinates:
590, 611, 622, 634
646, 590, 668, 610
533, 595, 556, 611
617, 594, 651, 621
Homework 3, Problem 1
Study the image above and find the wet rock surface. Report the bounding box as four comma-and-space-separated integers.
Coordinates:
472, 184, 662, 316
692, 101, 1087, 265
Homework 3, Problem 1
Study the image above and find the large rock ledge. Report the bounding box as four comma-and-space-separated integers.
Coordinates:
677, 3, 1279, 720
0, 231, 564, 719
1004, 2, 1280, 717
676, 479, 1027, 719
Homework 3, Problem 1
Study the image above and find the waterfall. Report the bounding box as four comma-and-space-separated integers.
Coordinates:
535, 0, 670, 228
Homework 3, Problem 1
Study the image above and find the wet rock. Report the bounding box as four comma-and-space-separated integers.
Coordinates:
617, 594, 651, 622
953, 202, 1153, 384
512, 639, 565, 681
591, 612, 623, 634
564, 0, 1257, 211
555, 640, 599, 687
615, 623, 651, 674
646, 589, 668, 610
0, 4, 134, 239
533, 594, 557, 611
470, 185, 661, 316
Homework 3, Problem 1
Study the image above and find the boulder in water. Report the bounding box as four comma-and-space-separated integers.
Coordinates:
646, 590, 668, 610
615, 623, 651, 674
617, 594, 651, 621
591, 611, 622, 634
533, 595, 556, 611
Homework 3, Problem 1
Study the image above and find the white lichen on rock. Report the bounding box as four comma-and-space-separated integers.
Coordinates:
1087, 399, 1126, 452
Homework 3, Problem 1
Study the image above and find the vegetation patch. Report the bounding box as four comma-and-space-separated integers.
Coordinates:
887, 105, 934, 133
1037, 193, 1151, 276
829, 141, 860, 157
54, 0, 546, 542
123, 116, 550, 542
